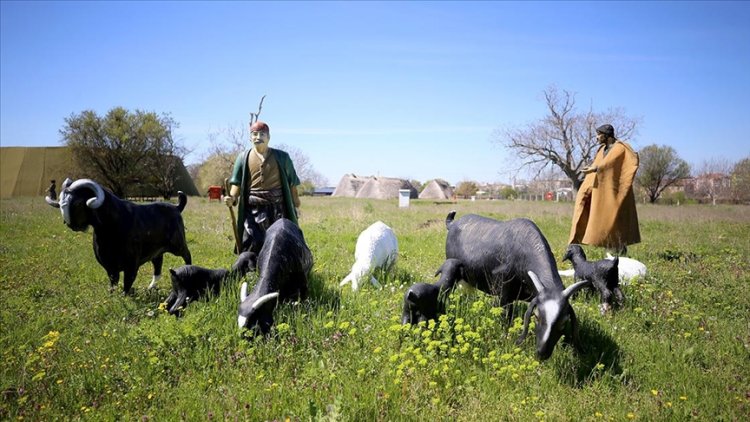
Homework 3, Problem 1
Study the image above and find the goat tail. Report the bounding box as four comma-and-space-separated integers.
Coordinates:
445, 210, 457, 230
176, 191, 187, 212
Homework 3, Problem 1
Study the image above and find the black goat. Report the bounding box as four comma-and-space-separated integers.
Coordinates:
562, 244, 624, 315
45, 178, 192, 294
164, 252, 256, 315
445, 211, 589, 360
401, 258, 464, 325
238, 218, 313, 335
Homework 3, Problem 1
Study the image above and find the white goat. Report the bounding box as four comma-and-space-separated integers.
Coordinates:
559, 253, 646, 285
339, 221, 398, 291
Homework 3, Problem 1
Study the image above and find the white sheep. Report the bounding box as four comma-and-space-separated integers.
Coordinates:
339, 221, 398, 291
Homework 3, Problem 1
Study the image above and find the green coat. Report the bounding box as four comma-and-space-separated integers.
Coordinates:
229, 148, 300, 243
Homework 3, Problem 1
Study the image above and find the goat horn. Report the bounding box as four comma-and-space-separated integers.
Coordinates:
527, 271, 544, 293
250, 292, 279, 310
240, 282, 248, 302
69, 179, 105, 209
61, 178, 73, 190
562, 279, 591, 300
45, 195, 60, 208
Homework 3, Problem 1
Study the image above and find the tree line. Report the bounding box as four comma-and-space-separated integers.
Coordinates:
61, 95, 748, 204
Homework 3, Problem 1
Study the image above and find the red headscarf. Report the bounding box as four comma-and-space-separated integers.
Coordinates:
250, 121, 270, 134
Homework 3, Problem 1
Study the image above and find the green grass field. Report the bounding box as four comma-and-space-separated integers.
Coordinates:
1, 196, 748, 421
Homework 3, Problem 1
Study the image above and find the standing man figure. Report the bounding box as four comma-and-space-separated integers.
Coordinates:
569, 124, 640, 255
47, 179, 57, 200
224, 121, 301, 254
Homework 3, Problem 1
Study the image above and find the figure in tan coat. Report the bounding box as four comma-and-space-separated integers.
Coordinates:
569, 124, 641, 255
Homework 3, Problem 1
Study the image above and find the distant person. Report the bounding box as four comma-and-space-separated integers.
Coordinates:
224, 121, 301, 254
47, 179, 57, 200
569, 124, 640, 255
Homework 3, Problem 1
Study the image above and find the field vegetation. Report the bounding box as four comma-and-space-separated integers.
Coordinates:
1, 197, 748, 420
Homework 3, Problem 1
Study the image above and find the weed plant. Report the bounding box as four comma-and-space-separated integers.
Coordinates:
1, 197, 748, 420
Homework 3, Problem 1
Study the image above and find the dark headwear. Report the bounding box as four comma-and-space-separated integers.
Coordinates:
250, 121, 270, 134
596, 124, 615, 138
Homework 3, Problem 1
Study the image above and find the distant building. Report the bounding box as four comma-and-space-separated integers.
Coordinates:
332, 174, 418, 199
419, 179, 454, 200
313, 187, 335, 196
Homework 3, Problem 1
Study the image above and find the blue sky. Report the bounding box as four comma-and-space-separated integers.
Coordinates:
2, 1, 749, 186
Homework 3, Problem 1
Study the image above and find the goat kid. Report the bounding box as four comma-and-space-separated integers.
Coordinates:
340, 221, 398, 291
237, 219, 313, 335
164, 252, 256, 315
562, 244, 624, 315
445, 211, 589, 360
401, 258, 464, 325
559, 253, 646, 285
46, 178, 192, 294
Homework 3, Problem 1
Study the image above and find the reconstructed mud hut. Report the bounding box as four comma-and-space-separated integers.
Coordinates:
332, 174, 418, 199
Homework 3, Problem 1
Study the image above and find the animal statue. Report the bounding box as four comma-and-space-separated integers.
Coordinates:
340, 221, 398, 291
445, 211, 589, 360
164, 252, 256, 315
562, 244, 624, 314
238, 219, 313, 335
401, 258, 464, 325
45, 178, 192, 294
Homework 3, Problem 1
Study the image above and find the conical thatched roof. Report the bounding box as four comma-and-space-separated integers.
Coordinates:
419, 179, 454, 199
332, 174, 418, 199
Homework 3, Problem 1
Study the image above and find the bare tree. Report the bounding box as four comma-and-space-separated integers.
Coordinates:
636, 144, 690, 203
692, 157, 734, 205
495, 86, 640, 192
731, 157, 750, 203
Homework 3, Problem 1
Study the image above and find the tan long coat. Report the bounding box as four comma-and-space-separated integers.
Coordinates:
569, 140, 641, 248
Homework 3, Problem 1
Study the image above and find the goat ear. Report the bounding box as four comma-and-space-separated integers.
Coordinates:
527, 271, 544, 293
407, 289, 419, 302
169, 269, 177, 277
240, 282, 248, 302
562, 279, 591, 300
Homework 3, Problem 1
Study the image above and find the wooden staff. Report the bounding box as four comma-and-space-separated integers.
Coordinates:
224, 178, 242, 253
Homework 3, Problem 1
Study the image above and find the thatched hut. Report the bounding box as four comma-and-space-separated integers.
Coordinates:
332, 174, 418, 199
419, 179, 454, 200
332, 174, 368, 197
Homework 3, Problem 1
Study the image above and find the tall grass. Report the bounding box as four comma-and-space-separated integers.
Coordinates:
1, 197, 748, 420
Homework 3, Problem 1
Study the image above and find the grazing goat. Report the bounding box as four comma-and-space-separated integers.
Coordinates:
401, 259, 464, 325
559, 253, 646, 285
238, 219, 313, 335
562, 245, 624, 315
45, 178, 192, 294
339, 221, 398, 291
164, 252, 256, 315
445, 211, 589, 360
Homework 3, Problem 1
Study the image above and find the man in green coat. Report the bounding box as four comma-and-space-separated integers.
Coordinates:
224, 121, 301, 254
